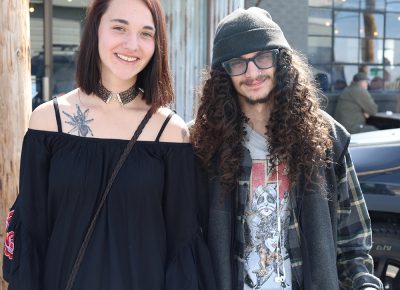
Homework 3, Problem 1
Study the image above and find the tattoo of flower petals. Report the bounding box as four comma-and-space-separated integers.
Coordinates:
62, 105, 94, 137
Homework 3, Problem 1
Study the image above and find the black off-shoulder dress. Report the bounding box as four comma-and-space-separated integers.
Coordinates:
3, 104, 216, 290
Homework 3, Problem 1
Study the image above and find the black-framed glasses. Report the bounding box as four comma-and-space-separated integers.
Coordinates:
221, 49, 279, 76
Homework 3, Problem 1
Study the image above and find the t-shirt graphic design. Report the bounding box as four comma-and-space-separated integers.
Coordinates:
244, 159, 292, 290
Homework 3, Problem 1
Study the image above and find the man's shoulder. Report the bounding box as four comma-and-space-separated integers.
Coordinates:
339, 84, 357, 97
320, 110, 349, 137
339, 84, 351, 92
320, 110, 351, 161
347, 83, 371, 96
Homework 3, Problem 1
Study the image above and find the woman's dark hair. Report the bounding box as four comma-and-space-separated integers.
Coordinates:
190, 48, 332, 194
76, 0, 173, 110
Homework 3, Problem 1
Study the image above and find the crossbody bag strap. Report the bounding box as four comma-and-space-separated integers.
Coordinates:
65, 109, 153, 290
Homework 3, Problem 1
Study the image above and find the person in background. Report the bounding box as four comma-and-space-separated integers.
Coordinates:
369, 76, 384, 91
3, 0, 216, 289
190, 7, 382, 290
334, 72, 378, 133
314, 72, 330, 92
333, 79, 347, 91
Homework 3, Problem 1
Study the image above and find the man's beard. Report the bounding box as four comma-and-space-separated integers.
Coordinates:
240, 94, 270, 105
239, 75, 273, 105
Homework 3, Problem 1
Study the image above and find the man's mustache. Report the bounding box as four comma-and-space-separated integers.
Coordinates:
240, 75, 270, 86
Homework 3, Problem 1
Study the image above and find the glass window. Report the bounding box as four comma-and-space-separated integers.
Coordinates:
334, 37, 359, 62
309, 8, 333, 35
30, 0, 87, 108
332, 64, 359, 90
334, 11, 359, 37
361, 0, 385, 11
309, 0, 332, 7
30, 1, 44, 107
367, 66, 385, 90
52, 6, 85, 96
360, 38, 384, 63
308, 0, 400, 93
387, 1, 400, 12
332, 68, 347, 91
383, 66, 400, 90
309, 37, 333, 64
385, 40, 400, 65
360, 12, 384, 38
29, 4, 44, 56
385, 13, 400, 38
334, 0, 360, 9
52, 49, 78, 96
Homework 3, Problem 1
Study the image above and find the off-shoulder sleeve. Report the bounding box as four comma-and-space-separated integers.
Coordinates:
3, 130, 51, 290
163, 144, 217, 290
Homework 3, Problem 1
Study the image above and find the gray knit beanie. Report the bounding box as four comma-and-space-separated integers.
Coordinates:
211, 7, 291, 69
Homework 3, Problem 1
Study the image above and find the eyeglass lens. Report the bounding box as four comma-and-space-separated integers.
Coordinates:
222, 50, 278, 76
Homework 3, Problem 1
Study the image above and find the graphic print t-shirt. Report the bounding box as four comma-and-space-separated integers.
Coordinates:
243, 124, 292, 290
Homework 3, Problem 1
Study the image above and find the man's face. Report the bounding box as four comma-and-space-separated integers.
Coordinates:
228, 50, 277, 105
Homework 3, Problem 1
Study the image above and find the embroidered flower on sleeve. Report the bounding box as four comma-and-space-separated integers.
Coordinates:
4, 231, 15, 260
5, 210, 14, 231
4, 210, 15, 260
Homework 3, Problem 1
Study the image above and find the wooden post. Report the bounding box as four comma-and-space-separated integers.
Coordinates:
0, 0, 32, 287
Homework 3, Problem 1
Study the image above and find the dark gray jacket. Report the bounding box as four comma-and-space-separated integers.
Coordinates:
207, 113, 383, 290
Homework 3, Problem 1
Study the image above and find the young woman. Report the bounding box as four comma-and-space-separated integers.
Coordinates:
3, 0, 216, 289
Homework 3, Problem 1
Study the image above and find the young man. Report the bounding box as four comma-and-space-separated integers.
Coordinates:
190, 7, 382, 290
334, 72, 378, 133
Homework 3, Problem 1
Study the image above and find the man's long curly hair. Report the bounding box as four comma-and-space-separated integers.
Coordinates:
190, 48, 332, 194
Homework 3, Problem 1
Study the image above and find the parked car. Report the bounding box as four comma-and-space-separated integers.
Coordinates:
349, 128, 400, 290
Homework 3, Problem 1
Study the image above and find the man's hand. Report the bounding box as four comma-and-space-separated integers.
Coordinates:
363, 112, 370, 119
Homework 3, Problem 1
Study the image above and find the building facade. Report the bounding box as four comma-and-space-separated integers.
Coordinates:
29, 0, 400, 120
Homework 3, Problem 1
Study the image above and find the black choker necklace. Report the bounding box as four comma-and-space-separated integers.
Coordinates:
95, 83, 142, 105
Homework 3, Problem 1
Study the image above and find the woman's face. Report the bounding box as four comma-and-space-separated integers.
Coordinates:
98, 0, 155, 87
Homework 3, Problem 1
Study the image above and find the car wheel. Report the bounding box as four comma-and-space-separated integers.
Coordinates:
371, 223, 400, 290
